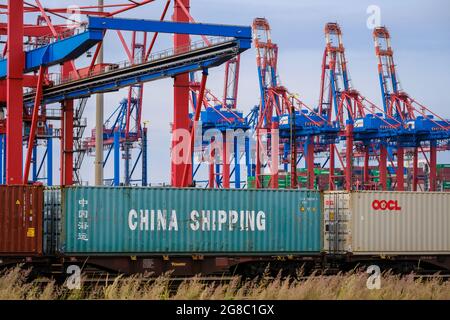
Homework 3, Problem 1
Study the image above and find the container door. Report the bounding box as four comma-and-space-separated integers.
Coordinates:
323, 192, 351, 253
0, 186, 43, 255
43, 188, 62, 255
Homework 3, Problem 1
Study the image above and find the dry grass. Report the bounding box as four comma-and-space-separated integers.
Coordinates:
0, 266, 449, 300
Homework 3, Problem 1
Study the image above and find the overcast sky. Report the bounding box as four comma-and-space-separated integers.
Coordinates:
3, 0, 450, 185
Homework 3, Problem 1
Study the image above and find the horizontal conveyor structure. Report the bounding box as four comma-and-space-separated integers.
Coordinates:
24, 38, 243, 106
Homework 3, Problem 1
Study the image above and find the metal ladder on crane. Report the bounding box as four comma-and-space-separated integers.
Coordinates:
73, 97, 88, 184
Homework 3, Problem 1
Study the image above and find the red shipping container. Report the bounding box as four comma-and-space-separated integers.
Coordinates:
0, 186, 43, 255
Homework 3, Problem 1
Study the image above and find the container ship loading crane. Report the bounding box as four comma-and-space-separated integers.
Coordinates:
372, 26, 450, 191
248, 20, 450, 192
251, 18, 340, 191
0, 1, 450, 278
317, 22, 395, 192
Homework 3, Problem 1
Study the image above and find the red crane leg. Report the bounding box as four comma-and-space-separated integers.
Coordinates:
379, 144, 387, 191
60, 62, 75, 186
60, 108, 64, 186
307, 136, 315, 190
271, 122, 279, 189
62, 100, 74, 186
222, 134, 230, 189
363, 146, 370, 188
171, 0, 191, 187
255, 129, 261, 188
345, 125, 353, 191
6, 0, 24, 185
329, 144, 335, 190
396, 147, 404, 191
290, 132, 297, 189
429, 142, 437, 191
209, 147, 215, 188
223, 60, 230, 106
181, 70, 207, 187
413, 148, 418, 191
232, 56, 240, 109
23, 67, 45, 183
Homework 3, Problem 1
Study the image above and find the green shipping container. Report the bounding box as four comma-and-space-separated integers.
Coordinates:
62, 187, 322, 254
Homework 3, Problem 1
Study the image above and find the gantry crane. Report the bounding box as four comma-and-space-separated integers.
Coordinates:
253, 18, 339, 190
373, 26, 450, 191
318, 22, 402, 191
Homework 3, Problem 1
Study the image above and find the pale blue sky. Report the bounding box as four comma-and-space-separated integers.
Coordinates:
3, 1, 449, 184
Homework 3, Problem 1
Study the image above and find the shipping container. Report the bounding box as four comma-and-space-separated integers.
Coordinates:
43, 187, 62, 255
61, 187, 322, 254
247, 175, 318, 189
324, 191, 450, 254
0, 185, 43, 255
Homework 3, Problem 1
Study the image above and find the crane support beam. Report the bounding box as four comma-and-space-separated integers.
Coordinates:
0, 23, 69, 37
172, 0, 191, 188
429, 141, 437, 191
181, 69, 208, 187
6, 0, 24, 185
396, 147, 404, 191
307, 136, 315, 190
271, 121, 279, 189
87, 17, 252, 47
23, 66, 45, 183
379, 144, 388, 190
222, 134, 230, 189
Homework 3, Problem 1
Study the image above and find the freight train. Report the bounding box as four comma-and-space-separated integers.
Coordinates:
0, 186, 449, 277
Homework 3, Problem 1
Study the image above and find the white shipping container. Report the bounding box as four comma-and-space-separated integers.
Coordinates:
324, 191, 450, 254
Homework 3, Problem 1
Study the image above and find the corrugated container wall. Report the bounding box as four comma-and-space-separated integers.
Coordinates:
0, 185, 43, 255
324, 191, 450, 254
43, 188, 62, 255
62, 187, 322, 254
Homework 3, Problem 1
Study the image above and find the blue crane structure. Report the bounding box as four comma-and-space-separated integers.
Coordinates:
84, 97, 148, 186
189, 69, 252, 189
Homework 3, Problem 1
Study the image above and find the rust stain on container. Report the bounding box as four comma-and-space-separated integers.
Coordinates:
0, 185, 43, 255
